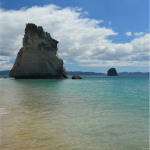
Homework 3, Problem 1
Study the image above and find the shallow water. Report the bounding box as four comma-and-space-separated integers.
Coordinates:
0, 77, 149, 150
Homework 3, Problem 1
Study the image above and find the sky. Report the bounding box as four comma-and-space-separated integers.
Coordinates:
0, 0, 149, 73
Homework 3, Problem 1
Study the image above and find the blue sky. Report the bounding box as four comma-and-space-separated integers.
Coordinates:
0, 0, 149, 73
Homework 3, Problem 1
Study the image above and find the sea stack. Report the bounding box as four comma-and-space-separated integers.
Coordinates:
9, 23, 68, 79
107, 68, 118, 76
72, 75, 82, 79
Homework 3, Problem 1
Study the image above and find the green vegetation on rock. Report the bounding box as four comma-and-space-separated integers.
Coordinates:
26, 23, 37, 29
37, 26, 44, 31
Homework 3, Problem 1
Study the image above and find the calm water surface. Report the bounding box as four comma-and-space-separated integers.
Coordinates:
0, 77, 149, 150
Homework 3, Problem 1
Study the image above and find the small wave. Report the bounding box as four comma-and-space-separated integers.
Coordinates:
0, 107, 10, 117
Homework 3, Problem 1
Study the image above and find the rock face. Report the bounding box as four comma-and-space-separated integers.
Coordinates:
9, 23, 68, 79
107, 68, 118, 76
72, 75, 82, 79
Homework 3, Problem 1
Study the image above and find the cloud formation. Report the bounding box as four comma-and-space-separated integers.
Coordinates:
0, 60, 13, 71
0, 5, 149, 70
134, 32, 144, 36
125, 32, 132, 36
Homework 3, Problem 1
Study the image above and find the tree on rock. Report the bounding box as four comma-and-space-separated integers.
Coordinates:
107, 68, 118, 76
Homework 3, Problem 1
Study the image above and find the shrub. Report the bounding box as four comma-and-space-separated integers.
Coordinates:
26, 23, 37, 29
37, 26, 44, 31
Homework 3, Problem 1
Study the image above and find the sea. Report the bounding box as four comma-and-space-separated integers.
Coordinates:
0, 76, 149, 150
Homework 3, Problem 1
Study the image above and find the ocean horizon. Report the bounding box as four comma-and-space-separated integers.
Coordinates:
0, 76, 149, 150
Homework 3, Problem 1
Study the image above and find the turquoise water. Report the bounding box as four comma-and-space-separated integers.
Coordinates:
0, 77, 149, 150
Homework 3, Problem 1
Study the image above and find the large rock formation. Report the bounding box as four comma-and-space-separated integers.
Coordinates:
9, 23, 68, 79
72, 75, 82, 79
107, 68, 118, 76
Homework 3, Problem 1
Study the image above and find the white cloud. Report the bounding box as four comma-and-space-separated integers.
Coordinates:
134, 32, 144, 36
0, 4, 149, 70
80, 60, 148, 67
108, 21, 111, 25
0, 61, 13, 71
0, 56, 11, 61
63, 60, 74, 64
125, 32, 132, 36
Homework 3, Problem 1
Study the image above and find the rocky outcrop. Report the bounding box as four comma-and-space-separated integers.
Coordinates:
107, 68, 118, 76
72, 75, 82, 79
9, 23, 68, 79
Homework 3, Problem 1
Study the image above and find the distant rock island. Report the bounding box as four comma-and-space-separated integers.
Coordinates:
9, 23, 68, 79
107, 68, 118, 76
72, 75, 82, 79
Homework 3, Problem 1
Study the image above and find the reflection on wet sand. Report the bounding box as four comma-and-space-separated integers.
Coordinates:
0, 79, 74, 150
